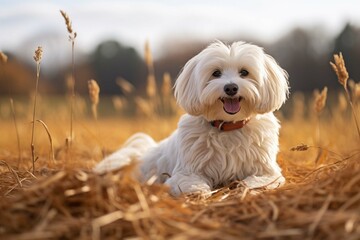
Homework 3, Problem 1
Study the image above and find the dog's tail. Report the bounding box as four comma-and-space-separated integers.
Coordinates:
93, 133, 157, 174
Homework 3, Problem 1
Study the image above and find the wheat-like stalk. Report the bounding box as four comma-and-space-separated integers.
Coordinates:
145, 40, 157, 98
60, 10, 77, 40
354, 83, 360, 100
112, 96, 126, 112
60, 10, 77, 147
291, 92, 305, 121
146, 74, 157, 98
88, 79, 100, 120
314, 87, 328, 114
313, 86, 327, 163
30, 46, 43, 174
330, 53, 348, 88
116, 77, 134, 94
330, 53, 360, 139
135, 97, 153, 117
0, 52, 8, 64
348, 79, 360, 102
338, 92, 348, 113
161, 72, 172, 97
144, 40, 154, 72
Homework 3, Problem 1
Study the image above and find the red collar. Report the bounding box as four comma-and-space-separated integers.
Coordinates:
210, 118, 250, 131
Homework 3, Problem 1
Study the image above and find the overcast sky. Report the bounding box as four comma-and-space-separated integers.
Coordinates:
1, 0, 359, 60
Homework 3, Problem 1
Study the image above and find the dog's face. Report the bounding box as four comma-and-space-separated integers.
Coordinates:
174, 41, 289, 122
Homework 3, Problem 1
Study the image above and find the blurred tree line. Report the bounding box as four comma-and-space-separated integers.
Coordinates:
1, 23, 360, 96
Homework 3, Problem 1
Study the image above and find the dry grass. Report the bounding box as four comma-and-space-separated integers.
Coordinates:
0, 99, 360, 239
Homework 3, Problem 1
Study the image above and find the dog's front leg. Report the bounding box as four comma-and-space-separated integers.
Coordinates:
165, 172, 212, 197
242, 174, 285, 190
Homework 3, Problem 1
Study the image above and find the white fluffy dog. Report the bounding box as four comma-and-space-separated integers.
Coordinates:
94, 41, 289, 196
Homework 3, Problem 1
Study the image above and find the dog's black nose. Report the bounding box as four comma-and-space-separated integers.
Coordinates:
224, 83, 238, 96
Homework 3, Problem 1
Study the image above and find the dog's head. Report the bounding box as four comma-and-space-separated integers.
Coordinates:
174, 41, 289, 121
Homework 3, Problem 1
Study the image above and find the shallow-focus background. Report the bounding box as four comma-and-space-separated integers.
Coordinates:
1, 0, 360, 97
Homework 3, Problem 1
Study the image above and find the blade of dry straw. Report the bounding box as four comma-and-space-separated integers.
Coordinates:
0, 160, 22, 188
92, 211, 124, 240
308, 194, 333, 236
36, 119, 55, 162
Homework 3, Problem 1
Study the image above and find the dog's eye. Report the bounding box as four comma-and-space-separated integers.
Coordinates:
239, 69, 249, 77
212, 70, 222, 78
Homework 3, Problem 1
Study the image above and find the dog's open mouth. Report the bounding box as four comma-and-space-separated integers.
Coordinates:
220, 97, 243, 115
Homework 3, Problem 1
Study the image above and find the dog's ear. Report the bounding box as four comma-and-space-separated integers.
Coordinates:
174, 55, 203, 115
256, 54, 289, 113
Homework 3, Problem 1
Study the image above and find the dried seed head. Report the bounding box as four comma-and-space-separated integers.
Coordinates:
116, 78, 134, 94
112, 96, 126, 111
60, 10, 73, 34
314, 87, 328, 113
330, 53, 349, 88
88, 79, 100, 120
144, 40, 153, 70
65, 75, 74, 94
348, 79, 360, 100
60, 10, 77, 40
33, 46, 43, 63
354, 82, 360, 99
0, 52, 8, 64
338, 92, 348, 112
290, 144, 309, 151
162, 72, 172, 97
146, 74, 157, 98
135, 97, 152, 117
88, 79, 100, 106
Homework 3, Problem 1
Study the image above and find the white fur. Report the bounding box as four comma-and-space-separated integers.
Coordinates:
94, 41, 289, 196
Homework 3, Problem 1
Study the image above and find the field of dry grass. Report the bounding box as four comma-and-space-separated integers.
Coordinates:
0, 89, 359, 239
1, 10, 360, 240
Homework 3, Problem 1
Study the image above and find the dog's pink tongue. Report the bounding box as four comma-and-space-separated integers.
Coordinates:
223, 98, 240, 114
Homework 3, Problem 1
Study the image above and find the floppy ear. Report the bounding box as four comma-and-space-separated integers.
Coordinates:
256, 54, 289, 113
174, 55, 203, 115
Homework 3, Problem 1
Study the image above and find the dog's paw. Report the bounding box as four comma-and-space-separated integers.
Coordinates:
242, 175, 285, 190
170, 183, 212, 197
165, 173, 212, 197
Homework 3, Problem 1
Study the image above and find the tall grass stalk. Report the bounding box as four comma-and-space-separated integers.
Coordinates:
313, 87, 328, 164
10, 98, 22, 168
145, 40, 157, 112
60, 10, 77, 147
88, 79, 100, 120
31, 46, 43, 174
330, 53, 360, 139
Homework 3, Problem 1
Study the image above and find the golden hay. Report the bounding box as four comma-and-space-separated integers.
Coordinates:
0, 139, 360, 239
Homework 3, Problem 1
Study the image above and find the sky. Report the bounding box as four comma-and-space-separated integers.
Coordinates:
0, 0, 359, 63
